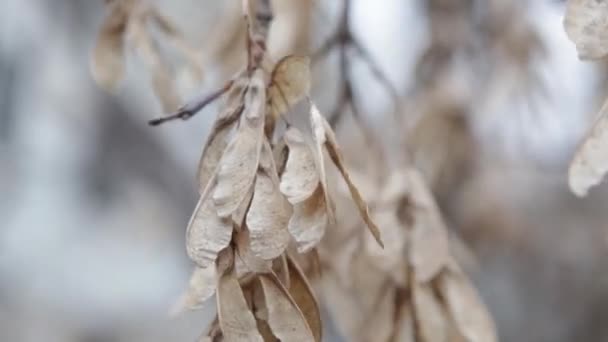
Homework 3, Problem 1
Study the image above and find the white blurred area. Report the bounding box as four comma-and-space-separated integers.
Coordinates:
1, 0, 607, 341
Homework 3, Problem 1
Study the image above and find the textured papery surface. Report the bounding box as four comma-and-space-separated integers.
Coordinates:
217, 269, 264, 342
171, 265, 218, 315
288, 185, 328, 253
280, 128, 320, 204
569, 98, 608, 196
246, 144, 291, 260
267, 55, 311, 117
186, 194, 233, 268
258, 275, 315, 342
213, 72, 266, 217
564, 0, 608, 60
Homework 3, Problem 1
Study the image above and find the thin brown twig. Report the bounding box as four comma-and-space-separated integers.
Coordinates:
148, 80, 234, 126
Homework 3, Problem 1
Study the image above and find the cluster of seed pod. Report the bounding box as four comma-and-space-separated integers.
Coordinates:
170, 53, 383, 341
91, 0, 202, 112
319, 168, 497, 342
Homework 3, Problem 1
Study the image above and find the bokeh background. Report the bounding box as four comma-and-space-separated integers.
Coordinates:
2, 0, 608, 341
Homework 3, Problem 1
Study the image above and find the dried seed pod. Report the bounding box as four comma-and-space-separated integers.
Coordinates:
91, 1, 130, 90
407, 169, 450, 283
267, 55, 311, 117
171, 265, 218, 315
186, 194, 233, 269
234, 229, 272, 276
258, 274, 316, 341
569, 97, 608, 196
412, 280, 449, 341
246, 142, 291, 260
213, 71, 266, 217
280, 128, 320, 204
288, 185, 328, 253
286, 257, 322, 342
438, 266, 497, 342
217, 268, 264, 342
197, 78, 248, 192
564, 0, 608, 60
314, 105, 384, 247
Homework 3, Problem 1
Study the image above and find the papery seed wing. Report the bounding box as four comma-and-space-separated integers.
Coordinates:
217, 269, 264, 342
268, 55, 311, 117
213, 72, 266, 217
438, 267, 497, 342
246, 143, 291, 260
288, 185, 328, 253
91, 2, 128, 90
360, 286, 396, 342
186, 194, 233, 268
170, 265, 217, 315
259, 274, 316, 342
407, 169, 451, 282
280, 128, 320, 204
196, 80, 247, 193
412, 280, 449, 342
319, 109, 383, 247
309, 104, 334, 222
564, 0, 608, 60
286, 257, 322, 342
234, 229, 273, 276
392, 302, 415, 342
569, 97, 608, 196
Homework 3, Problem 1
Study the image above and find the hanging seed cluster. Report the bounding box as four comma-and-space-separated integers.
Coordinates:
170, 49, 382, 341
320, 168, 497, 342
91, 0, 202, 112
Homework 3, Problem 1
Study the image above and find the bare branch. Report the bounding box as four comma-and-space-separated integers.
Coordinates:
148, 80, 234, 126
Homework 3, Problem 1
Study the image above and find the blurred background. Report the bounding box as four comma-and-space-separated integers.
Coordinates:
2, 0, 608, 341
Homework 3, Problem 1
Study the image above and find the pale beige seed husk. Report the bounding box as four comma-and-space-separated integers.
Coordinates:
564, 0, 608, 60
392, 304, 415, 342
438, 267, 498, 342
320, 270, 363, 339
286, 257, 322, 342
246, 143, 291, 260
412, 280, 449, 342
196, 79, 248, 193
213, 71, 266, 217
319, 111, 384, 247
259, 274, 316, 342
186, 194, 233, 268
91, 1, 129, 90
234, 229, 272, 276
217, 269, 264, 342
170, 265, 218, 315
569, 97, 608, 196
280, 127, 320, 204
407, 169, 451, 283
288, 184, 328, 253
309, 104, 334, 223
268, 55, 311, 117
359, 285, 396, 342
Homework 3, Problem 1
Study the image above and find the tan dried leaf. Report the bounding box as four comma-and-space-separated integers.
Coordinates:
216, 269, 264, 342
286, 257, 322, 342
288, 185, 328, 253
569, 98, 608, 196
268, 55, 311, 117
318, 108, 383, 247
280, 128, 320, 204
359, 286, 396, 342
564, 0, 608, 60
213, 73, 266, 217
407, 169, 450, 282
246, 143, 291, 260
259, 275, 316, 342
412, 280, 449, 342
186, 195, 233, 268
170, 265, 217, 315
438, 268, 497, 342
91, 2, 129, 90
